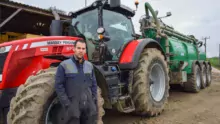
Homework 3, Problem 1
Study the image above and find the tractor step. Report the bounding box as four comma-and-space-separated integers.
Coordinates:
116, 95, 135, 113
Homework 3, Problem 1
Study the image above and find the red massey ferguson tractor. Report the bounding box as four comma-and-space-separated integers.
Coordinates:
2, 0, 171, 124
0, 36, 79, 123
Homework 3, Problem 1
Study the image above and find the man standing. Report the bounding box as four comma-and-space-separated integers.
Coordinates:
55, 39, 97, 124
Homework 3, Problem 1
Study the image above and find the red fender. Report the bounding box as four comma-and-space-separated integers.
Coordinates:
119, 38, 165, 69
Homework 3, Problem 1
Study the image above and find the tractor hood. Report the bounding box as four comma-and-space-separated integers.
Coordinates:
0, 36, 79, 47
0, 36, 81, 90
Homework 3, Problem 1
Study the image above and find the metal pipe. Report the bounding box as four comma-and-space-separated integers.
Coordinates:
163, 30, 193, 43
51, 8, 60, 20
144, 2, 196, 44
165, 36, 170, 63
144, 2, 171, 62
0, 8, 22, 28
161, 26, 196, 42
144, 2, 160, 31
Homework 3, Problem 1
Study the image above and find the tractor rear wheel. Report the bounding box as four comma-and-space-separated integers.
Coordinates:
183, 64, 202, 93
201, 64, 207, 89
131, 48, 169, 117
7, 67, 104, 124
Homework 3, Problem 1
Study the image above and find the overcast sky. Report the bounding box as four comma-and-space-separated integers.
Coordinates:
12, 0, 220, 58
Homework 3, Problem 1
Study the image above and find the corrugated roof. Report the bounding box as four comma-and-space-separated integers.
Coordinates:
0, 0, 71, 20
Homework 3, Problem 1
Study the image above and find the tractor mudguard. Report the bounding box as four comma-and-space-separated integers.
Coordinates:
205, 61, 212, 70
192, 60, 201, 70
119, 38, 165, 69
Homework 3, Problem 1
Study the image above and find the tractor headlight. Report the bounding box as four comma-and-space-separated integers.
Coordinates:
97, 27, 105, 34
0, 47, 6, 53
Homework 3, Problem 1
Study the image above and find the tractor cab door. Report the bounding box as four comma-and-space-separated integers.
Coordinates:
102, 9, 135, 61
68, 9, 99, 61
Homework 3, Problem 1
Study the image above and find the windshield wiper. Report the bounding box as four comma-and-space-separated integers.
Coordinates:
70, 21, 86, 40
131, 33, 140, 39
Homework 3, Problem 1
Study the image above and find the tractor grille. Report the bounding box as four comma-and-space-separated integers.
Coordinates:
0, 52, 8, 78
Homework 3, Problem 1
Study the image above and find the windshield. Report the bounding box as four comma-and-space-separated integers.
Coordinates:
70, 9, 98, 40
69, 8, 134, 61
70, 9, 99, 61
103, 9, 134, 60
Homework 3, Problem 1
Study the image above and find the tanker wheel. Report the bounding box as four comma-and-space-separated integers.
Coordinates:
7, 67, 104, 124
131, 48, 169, 117
206, 64, 212, 87
183, 64, 202, 93
201, 64, 207, 89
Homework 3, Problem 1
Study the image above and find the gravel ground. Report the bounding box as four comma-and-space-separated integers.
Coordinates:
103, 67, 220, 124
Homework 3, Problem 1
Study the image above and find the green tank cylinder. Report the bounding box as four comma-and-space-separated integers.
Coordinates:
141, 2, 209, 76
160, 37, 198, 73
198, 46, 206, 60
138, 1, 212, 88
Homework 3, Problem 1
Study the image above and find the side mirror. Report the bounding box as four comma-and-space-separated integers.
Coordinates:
110, 0, 121, 7
50, 20, 63, 36
158, 11, 172, 19
166, 12, 172, 17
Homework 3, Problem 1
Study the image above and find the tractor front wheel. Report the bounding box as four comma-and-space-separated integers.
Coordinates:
7, 67, 104, 124
131, 48, 169, 117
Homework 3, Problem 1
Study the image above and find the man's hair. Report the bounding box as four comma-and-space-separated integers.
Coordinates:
74, 39, 86, 47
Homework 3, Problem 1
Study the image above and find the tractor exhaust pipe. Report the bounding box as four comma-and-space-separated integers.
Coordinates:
50, 8, 63, 36
51, 8, 60, 20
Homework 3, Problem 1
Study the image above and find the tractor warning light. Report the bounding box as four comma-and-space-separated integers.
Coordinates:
135, 0, 139, 10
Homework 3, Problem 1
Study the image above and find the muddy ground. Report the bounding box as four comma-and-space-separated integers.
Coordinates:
103, 68, 220, 124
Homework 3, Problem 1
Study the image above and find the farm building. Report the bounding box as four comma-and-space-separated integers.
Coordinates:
0, 0, 71, 43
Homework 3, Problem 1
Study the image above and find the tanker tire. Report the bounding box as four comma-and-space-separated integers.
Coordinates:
131, 48, 169, 117
206, 64, 212, 87
184, 64, 201, 93
7, 67, 104, 124
201, 64, 207, 89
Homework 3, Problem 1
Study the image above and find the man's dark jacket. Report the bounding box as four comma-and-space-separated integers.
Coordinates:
54, 56, 97, 118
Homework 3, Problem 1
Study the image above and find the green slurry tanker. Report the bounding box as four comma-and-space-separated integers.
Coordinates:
5, 1, 212, 124
139, 2, 211, 92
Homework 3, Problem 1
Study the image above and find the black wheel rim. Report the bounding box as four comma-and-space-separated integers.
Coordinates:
45, 98, 66, 124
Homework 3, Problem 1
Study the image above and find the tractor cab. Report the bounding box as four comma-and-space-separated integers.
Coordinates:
51, 0, 136, 63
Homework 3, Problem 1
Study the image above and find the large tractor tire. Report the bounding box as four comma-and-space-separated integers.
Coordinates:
7, 67, 104, 124
201, 64, 207, 89
131, 48, 169, 117
183, 64, 202, 93
206, 64, 212, 87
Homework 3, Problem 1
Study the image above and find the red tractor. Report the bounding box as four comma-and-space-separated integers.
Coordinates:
3, 0, 170, 124
0, 36, 79, 123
